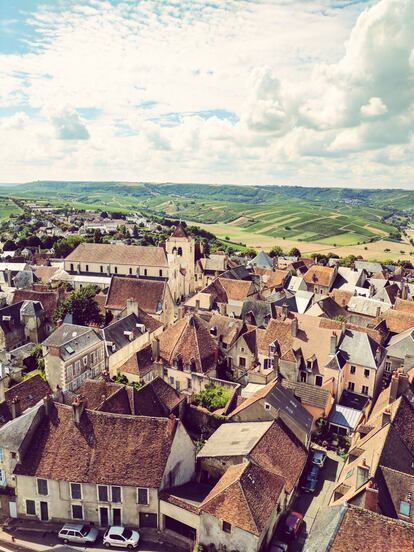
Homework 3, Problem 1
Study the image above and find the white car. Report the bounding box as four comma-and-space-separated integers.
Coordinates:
103, 526, 140, 549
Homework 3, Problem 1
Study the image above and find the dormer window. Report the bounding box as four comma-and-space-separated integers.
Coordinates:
399, 500, 411, 517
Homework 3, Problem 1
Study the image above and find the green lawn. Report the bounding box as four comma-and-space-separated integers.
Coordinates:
0, 197, 22, 219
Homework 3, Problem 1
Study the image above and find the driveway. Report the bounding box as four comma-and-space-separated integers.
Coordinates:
270, 450, 343, 552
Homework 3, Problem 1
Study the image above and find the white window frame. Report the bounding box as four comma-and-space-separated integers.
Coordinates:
111, 486, 122, 503
71, 503, 84, 520
37, 478, 48, 496
385, 361, 392, 372
97, 484, 109, 502
136, 487, 149, 505
264, 402, 271, 411
75, 361, 81, 375
361, 385, 369, 395
25, 499, 36, 516
67, 365, 73, 380
0, 447, 4, 462
70, 482, 82, 500
90, 351, 96, 365
83, 356, 88, 367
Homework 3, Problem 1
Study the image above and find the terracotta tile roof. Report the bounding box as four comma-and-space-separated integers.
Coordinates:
250, 419, 307, 493
254, 267, 288, 290
105, 276, 167, 313
201, 461, 285, 535
227, 379, 278, 417
158, 314, 218, 373
382, 309, 414, 333
207, 314, 243, 347
34, 266, 60, 283
65, 243, 168, 267
97, 387, 132, 415
133, 377, 184, 417
394, 297, 414, 314
118, 344, 154, 378
303, 265, 336, 287
281, 380, 331, 410
330, 506, 414, 552
15, 403, 179, 487
218, 278, 255, 301
0, 375, 51, 424
12, 289, 60, 321
76, 379, 122, 410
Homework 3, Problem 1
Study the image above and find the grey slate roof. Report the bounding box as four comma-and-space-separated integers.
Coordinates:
103, 313, 147, 356
355, 260, 383, 274
339, 329, 384, 369
328, 404, 362, 430
42, 324, 102, 360
387, 328, 414, 359
0, 403, 43, 451
264, 383, 313, 436
241, 300, 272, 327
304, 505, 347, 552
281, 380, 330, 410
249, 251, 273, 269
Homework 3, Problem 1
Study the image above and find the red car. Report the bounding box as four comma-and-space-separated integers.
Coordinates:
284, 511, 304, 539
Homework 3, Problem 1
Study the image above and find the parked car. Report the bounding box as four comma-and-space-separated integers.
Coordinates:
270, 539, 289, 551
311, 449, 327, 468
302, 463, 320, 493
284, 511, 304, 539
58, 523, 99, 545
103, 526, 140, 549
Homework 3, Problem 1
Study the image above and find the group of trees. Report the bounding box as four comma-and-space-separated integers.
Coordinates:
54, 285, 102, 326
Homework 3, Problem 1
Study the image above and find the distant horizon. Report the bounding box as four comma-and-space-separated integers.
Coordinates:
0, 180, 414, 192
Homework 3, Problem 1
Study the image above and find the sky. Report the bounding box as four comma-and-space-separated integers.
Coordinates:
0, 0, 413, 188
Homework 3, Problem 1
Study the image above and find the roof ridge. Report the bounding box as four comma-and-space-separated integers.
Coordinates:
201, 464, 248, 508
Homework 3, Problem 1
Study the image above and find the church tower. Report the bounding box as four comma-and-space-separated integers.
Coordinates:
165, 222, 196, 297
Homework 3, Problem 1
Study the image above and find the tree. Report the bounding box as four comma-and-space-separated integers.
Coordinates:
54, 235, 84, 258
54, 285, 102, 326
193, 384, 231, 412
26, 235, 41, 248
244, 247, 257, 258
269, 245, 284, 258
289, 247, 301, 257
2, 239, 17, 251
93, 229, 103, 243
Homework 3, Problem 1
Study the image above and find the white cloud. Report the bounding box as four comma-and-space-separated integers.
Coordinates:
0, 0, 413, 187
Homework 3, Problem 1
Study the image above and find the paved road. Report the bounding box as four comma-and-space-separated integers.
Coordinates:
271, 450, 343, 552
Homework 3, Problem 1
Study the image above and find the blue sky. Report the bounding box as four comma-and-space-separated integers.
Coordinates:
0, 0, 413, 188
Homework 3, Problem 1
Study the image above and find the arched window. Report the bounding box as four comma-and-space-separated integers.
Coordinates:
177, 247, 183, 256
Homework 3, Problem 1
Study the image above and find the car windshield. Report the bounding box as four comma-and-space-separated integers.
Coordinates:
80, 526, 90, 536
122, 528, 133, 539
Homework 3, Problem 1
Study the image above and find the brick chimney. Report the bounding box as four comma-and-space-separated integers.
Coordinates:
291, 318, 298, 338
10, 396, 21, 419
330, 332, 338, 355
126, 298, 139, 317
364, 480, 379, 512
72, 395, 86, 424
167, 413, 178, 435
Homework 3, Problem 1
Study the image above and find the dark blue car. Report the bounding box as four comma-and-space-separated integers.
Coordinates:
302, 464, 320, 493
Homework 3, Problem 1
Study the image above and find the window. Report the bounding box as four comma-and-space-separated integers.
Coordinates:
100, 266, 104, 273
26, 500, 36, 516
163, 367, 168, 377
72, 504, 83, 520
90, 352, 96, 365
239, 357, 246, 367
385, 361, 392, 372
222, 521, 232, 533
264, 402, 271, 411
169, 376, 174, 385
350, 365, 356, 375
144, 269, 148, 276
315, 375, 323, 387
348, 382, 355, 392
98, 485, 109, 502
361, 385, 369, 395
85, 264, 89, 272
112, 486, 121, 503
0, 448, 3, 462
67, 365, 73, 380
37, 479, 48, 496
83, 356, 88, 367
70, 483, 82, 500
159, 270, 163, 277
70, 263, 74, 272
114, 266, 118, 274
129, 267, 132, 275
187, 378, 192, 389
364, 369, 370, 378
137, 487, 149, 505
75, 361, 81, 375
175, 381, 180, 391
300, 371, 307, 383
240, 347, 245, 352
399, 500, 411, 517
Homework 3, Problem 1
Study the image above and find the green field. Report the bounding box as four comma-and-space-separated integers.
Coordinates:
1, 181, 413, 258
0, 197, 22, 219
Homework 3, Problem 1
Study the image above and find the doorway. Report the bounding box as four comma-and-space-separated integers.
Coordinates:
113, 508, 122, 526
40, 502, 49, 521
100, 506, 109, 527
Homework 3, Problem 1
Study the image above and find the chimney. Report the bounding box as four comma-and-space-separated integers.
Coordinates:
272, 353, 280, 374
10, 396, 21, 419
330, 332, 338, 355
381, 407, 392, 427
364, 481, 379, 513
43, 394, 54, 416
126, 298, 139, 317
167, 413, 178, 435
53, 385, 64, 404
218, 303, 227, 316
281, 304, 288, 320
152, 337, 160, 361
390, 370, 409, 403
291, 318, 298, 338
72, 395, 86, 424
369, 284, 374, 298
401, 284, 408, 301
375, 306, 381, 318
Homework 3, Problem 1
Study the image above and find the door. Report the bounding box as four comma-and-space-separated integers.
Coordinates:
8, 500, 17, 519
40, 501, 48, 521
100, 506, 109, 527
139, 512, 157, 528
113, 508, 122, 526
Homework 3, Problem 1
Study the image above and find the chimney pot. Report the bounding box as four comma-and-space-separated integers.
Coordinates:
10, 396, 21, 419
72, 395, 86, 424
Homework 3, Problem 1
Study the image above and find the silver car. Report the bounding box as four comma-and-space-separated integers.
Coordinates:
103, 526, 140, 549
58, 523, 99, 545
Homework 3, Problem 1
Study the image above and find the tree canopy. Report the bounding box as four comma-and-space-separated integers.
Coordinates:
54, 285, 102, 326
